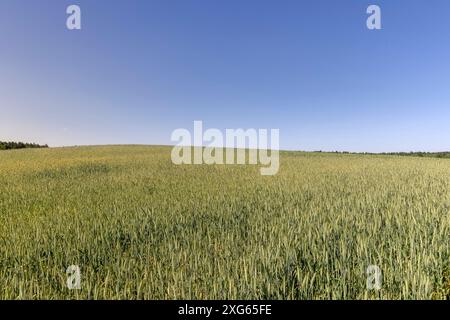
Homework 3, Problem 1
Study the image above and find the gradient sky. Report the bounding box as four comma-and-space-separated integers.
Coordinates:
1, 0, 450, 152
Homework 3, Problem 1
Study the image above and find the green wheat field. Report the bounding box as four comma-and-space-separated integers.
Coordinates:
0, 145, 449, 299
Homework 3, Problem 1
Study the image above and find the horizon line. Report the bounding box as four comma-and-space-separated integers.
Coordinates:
2, 142, 449, 155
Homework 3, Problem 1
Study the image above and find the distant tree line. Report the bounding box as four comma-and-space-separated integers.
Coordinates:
377, 152, 450, 158
314, 150, 450, 159
0, 141, 49, 151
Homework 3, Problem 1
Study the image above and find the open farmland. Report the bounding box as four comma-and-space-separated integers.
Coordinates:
0, 145, 449, 299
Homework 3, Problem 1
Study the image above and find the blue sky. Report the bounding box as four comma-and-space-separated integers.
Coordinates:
1, 0, 449, 152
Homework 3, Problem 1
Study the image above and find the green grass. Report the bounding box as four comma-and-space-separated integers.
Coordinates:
0, 145, 449, 299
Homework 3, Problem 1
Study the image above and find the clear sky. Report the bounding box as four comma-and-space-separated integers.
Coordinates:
1, 0, 449, 152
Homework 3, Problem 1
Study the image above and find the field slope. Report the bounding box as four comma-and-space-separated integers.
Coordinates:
0, 145, 449, 299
